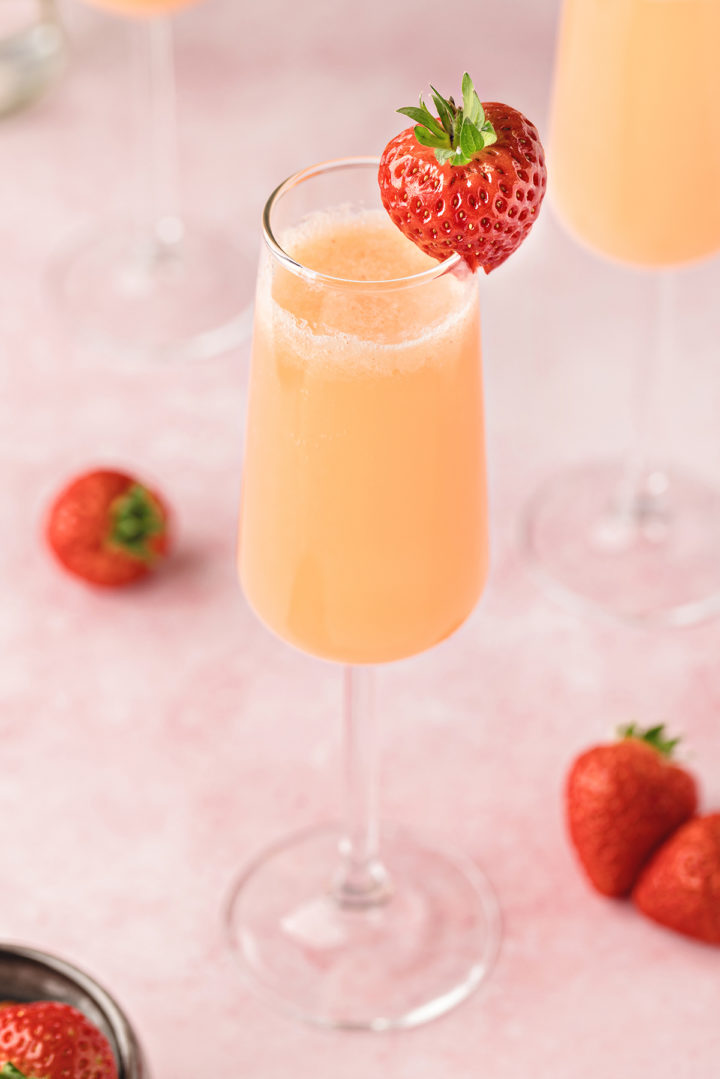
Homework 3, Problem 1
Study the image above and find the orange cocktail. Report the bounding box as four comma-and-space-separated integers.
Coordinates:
239, 208, 487, 665
551, 0, 720, 266
229, 157, 499, 1034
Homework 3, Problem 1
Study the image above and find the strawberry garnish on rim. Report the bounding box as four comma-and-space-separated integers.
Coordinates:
379, 73, 546, 272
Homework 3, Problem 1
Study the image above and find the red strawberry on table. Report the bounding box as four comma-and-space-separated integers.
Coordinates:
46, 468, 169, 587
566, 724, 698, 897
378, 72, 546, 272
633, 814, 720, 945
0, 1001, 117, 1079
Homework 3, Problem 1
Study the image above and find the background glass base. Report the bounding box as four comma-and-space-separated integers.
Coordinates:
0, 15, 65, 117
225, 824, 500, 1031
523, 460, 720, 627
51, 218, 253, 366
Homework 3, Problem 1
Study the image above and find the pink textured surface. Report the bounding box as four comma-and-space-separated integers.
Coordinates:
2, 0, 720, 1074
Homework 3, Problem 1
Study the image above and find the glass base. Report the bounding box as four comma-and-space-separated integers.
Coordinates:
523, 460, 720, 626
225, 824, 500, 1031
50, 218, 253, 366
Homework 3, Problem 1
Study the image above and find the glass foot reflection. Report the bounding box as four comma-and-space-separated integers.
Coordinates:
523, 460, 720, 626
50, 219, 253, 366
226, 824, 500, 1031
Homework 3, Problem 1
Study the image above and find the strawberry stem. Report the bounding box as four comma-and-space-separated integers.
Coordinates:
617, 723, 681, 757
397, 72, 497, 167
108, 484, 164, 563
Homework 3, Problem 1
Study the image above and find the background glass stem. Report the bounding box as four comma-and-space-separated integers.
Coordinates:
617, 270, 674, 518
334, 665, 390, 908
135, 15, 182, 245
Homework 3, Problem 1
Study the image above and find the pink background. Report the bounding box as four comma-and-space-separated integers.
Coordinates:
2, 0, 720, 1075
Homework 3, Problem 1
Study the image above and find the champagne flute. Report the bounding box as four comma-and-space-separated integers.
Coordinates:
225, 158, 500, 1030
523, 0, 720, 625
52, 0, 251, 365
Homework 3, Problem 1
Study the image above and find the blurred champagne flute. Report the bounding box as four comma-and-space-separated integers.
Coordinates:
52, 0, 251, 364
523, 0, 720, 625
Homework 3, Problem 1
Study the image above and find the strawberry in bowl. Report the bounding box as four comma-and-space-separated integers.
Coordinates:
0, 1001, 118, 1079
379, 73, 546, 272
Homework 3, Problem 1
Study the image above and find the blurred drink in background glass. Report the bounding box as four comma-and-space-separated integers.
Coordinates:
81, 0, 196, 11
0, 0, 65, 116
551, 0, 720, 267
523, 0, 720, 627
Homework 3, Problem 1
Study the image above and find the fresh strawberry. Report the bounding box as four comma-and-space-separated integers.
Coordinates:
0, 1001, 117, 1079
378, 73, 546, 272
46, 469, 169, 587
633, 814, 720, 945
566, 724, 698, 897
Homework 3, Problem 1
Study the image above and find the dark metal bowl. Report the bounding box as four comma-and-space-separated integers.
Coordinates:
0, 944, 149, 1079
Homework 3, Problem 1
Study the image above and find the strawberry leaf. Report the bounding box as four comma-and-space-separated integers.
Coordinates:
397, 104, 445, 140
413, 125, 451, 150
398, 74, 497, 167
459, 118, 484, 159
480, 118, 498, 148
430, 86, 456, 138
1, 1066, 28, 1079
618, 722, 681, 757
461, 72, 483, 127
109, 484, 164, 562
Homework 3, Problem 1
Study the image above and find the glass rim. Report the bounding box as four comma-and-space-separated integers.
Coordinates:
261, 156, 464, 292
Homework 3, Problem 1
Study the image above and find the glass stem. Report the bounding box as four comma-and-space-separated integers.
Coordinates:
334, 666, 391, 908
135, 15, 183, 247
616, 270, 674, 519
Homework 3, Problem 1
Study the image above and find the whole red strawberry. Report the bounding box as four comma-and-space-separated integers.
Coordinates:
0, 1001, 117, 1079
566, 724, 698, 897
46, 469, 169, 587
378, 73, 546, 272
633, 814, 720, 945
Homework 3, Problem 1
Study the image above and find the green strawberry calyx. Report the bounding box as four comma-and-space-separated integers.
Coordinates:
618, 723, 681, 757
108, 484, 164, 563
397, 72, 498, 167
1, 1064, 29, 1079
